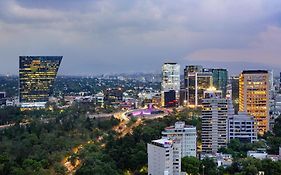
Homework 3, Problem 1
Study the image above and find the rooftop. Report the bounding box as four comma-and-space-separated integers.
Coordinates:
242, 70, 268, 74
151, 138, 173, 148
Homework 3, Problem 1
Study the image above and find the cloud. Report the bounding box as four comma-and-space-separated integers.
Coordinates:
0, 0, 280, 75
185, 26, 281, 67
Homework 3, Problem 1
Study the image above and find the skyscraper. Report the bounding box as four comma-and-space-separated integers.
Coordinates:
19, 56, 62, 108
201, 87, 234, 154
161, 63, 180, 107
211, 68, 228, 97
239, 70, 270, 135
230, 76, 239, 113
184, 65, 212, 107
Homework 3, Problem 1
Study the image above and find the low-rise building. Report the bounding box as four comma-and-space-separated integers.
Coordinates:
228, 112, 258, 143
94, 92, 104, 107
201, 153, 233, 168
247, 149, 268, 160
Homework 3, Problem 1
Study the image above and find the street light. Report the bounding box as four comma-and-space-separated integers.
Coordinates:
202, 165, 205, 175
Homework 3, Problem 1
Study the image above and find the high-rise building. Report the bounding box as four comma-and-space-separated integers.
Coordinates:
201, 88, 234, 154
228, 112, 258, 143
211, 69, 228, 97
184, 65, 212, 107
161, 63, 180, 107
162, 121, 197, 157
230, 76, 239, 113
148, 138, 179, 175
19, 56, 62, 108
239, 70, 270, 135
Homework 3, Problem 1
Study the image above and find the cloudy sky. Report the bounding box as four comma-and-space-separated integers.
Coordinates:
0, 0, 281, 75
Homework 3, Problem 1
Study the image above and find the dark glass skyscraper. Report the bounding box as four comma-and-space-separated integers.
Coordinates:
19, 56, 62, 108
184, 65, 212, 107
211, 69, 228, 97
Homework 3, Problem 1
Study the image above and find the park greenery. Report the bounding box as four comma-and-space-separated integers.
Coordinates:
0, 106, 201, 175
0, 106, 119, 175
1, 105, 281, 175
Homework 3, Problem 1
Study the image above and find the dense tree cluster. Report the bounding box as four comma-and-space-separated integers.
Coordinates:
2, 106, 281, 175
0, 108, 119, 175
101, 109, 201, 174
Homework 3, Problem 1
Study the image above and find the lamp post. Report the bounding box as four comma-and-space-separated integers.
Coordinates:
202, 165, 205, 175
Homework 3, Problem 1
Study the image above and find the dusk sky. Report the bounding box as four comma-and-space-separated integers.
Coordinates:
0, 0, 281, 75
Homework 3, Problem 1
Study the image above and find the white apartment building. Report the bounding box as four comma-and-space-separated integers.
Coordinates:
228, 112, 258, 143
148, 138, 178, 175
202, 88, 234, 154
162, 121, 197, 157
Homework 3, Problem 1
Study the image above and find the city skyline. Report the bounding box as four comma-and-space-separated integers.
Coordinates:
0, 0, 281, 75
1, 1, 281, 175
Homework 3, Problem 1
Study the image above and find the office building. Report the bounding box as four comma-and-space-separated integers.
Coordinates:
148, 138, 179, 175
184, 65, 203, 84
94, 92, 104, 108
162, 121, 197, 157
228, 112, 258, 143
161, 63, 180, 107
201, 87, 234, 154
184, 65, 212, 107
230, 76, 239, 100
179, 88, 188, 106
104, 87, 124, 105
19, 56, 62, 108
239, 70, 270, 135
211, 69, 228, 97
164, 90, 177, 108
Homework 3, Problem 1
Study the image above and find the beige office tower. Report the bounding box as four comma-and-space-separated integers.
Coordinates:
239, 70, 270, 135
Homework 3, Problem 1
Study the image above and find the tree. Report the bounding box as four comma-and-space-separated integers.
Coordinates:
201, 158, 217, 175
273, 116, 281, 137
182, 156, 200, 175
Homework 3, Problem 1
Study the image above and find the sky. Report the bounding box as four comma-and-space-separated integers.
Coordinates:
0, 0, 281, 75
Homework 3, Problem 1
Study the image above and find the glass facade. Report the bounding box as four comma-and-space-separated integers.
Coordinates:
161, 63, 180, 107
212, 69, 228, 97
164, 90, 177, 107
184, 65, 213, 107
197, 73, 213, 106
19, 56, 62, 107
